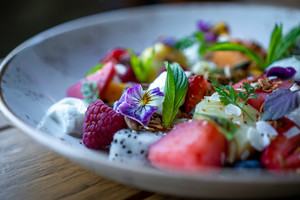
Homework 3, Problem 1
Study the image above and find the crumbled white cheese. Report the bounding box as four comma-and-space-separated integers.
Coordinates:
224, 104, 242, 116
45, 97, 87, 136
248, 126, 271, 151
290, 83, 300, 92
246, 121, 279, 151
284, 126, 300, 139
206, 92, 221, 102
256, 121, 278, 136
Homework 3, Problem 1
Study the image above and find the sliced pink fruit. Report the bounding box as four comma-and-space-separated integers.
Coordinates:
148, 120, 227, 172
66, 62, 116, 99
66, 81, 84, 99
233, 76, 293, 111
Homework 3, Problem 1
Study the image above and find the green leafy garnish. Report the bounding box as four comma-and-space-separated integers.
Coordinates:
207, 23, 300, 70
174, 36, 196, 50
174, 32, 209, 55
272, 24, 300, 64
162, 62, 188, 128
85, 63, 104, 77
81, 81, 99, 104
209, 74, 259, 122
129, 48, 154, 83
266, 24, 283, 66
194, 113, 238, 140
207, 42, 265, 69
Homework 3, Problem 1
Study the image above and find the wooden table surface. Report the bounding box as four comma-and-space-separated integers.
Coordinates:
0, 113, 188, 200
1, 1, 300, 200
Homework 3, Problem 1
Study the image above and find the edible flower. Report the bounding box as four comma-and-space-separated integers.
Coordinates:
114, 84, 164, 126
265, 66, 296, 79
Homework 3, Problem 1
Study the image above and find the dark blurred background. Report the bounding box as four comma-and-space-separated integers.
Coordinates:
1, 0, 300, 58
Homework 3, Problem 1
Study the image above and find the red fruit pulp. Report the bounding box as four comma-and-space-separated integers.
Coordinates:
148, 120, 227, 172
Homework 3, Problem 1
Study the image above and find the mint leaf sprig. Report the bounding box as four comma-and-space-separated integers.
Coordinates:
162, 62, 188, 128
207, 23, 300, 70
128, 48, 154, 83
209, 74, 259, 122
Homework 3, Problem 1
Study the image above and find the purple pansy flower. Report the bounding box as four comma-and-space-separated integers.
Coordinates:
156, 36, 177, 47
197, 19, 211, 32
114, 84, 164, 126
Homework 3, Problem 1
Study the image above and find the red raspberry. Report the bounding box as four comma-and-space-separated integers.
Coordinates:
82, 99, 126, 149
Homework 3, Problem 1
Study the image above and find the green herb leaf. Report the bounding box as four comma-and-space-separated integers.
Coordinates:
174, 36, 196, 50
273, 24, 300, 63
207, 42, 266, 70
85, 63, 104, 77
162, 62, 188, 127
128, 48, 153, 83
194, 32, 209, 55
209, 74, 258, 122
81, 81, 99, 104
207, 24, 300, 70
266, 24, 283, 66
194, 113, 238, 140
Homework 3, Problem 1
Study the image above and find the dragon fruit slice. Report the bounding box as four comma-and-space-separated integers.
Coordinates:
109, 129, 164, 166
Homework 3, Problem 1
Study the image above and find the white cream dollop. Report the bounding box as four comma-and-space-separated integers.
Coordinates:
44, 97, 87, 136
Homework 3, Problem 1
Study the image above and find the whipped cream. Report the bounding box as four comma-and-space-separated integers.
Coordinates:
43, 97, 87, 137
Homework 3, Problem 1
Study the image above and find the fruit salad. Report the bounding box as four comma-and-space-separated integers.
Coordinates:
44, 20, 300, 173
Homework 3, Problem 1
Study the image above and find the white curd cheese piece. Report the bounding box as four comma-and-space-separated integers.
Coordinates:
284, 126, 300, 139
224, 104, 242, 116
248, 126, 271, 152
46, 97, 87, 136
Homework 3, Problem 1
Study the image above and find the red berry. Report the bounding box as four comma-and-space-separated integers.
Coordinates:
184, 74, 210, 114
100, 48, 129, 63
148, 120, 227, 172
233, 76, 293, 111
101, 48, 138, 83
66, 62, 116, 99
260, 120, 300, 170
82, 99, 126, 149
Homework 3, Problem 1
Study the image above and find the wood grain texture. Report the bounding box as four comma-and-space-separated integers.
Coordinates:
0, 128, 141, 200
0, 124, 185, 200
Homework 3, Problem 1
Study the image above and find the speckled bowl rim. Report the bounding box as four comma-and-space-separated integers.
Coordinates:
0, 2, 300, 198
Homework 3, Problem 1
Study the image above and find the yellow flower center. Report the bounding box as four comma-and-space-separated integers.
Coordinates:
141, 91, 151, 105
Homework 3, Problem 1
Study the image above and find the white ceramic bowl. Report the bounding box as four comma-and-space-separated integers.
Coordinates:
1, 3, 300, 199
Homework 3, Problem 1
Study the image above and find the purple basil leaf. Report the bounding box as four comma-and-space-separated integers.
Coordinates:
265, 66, 296, 79
262, 88, 300, 120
